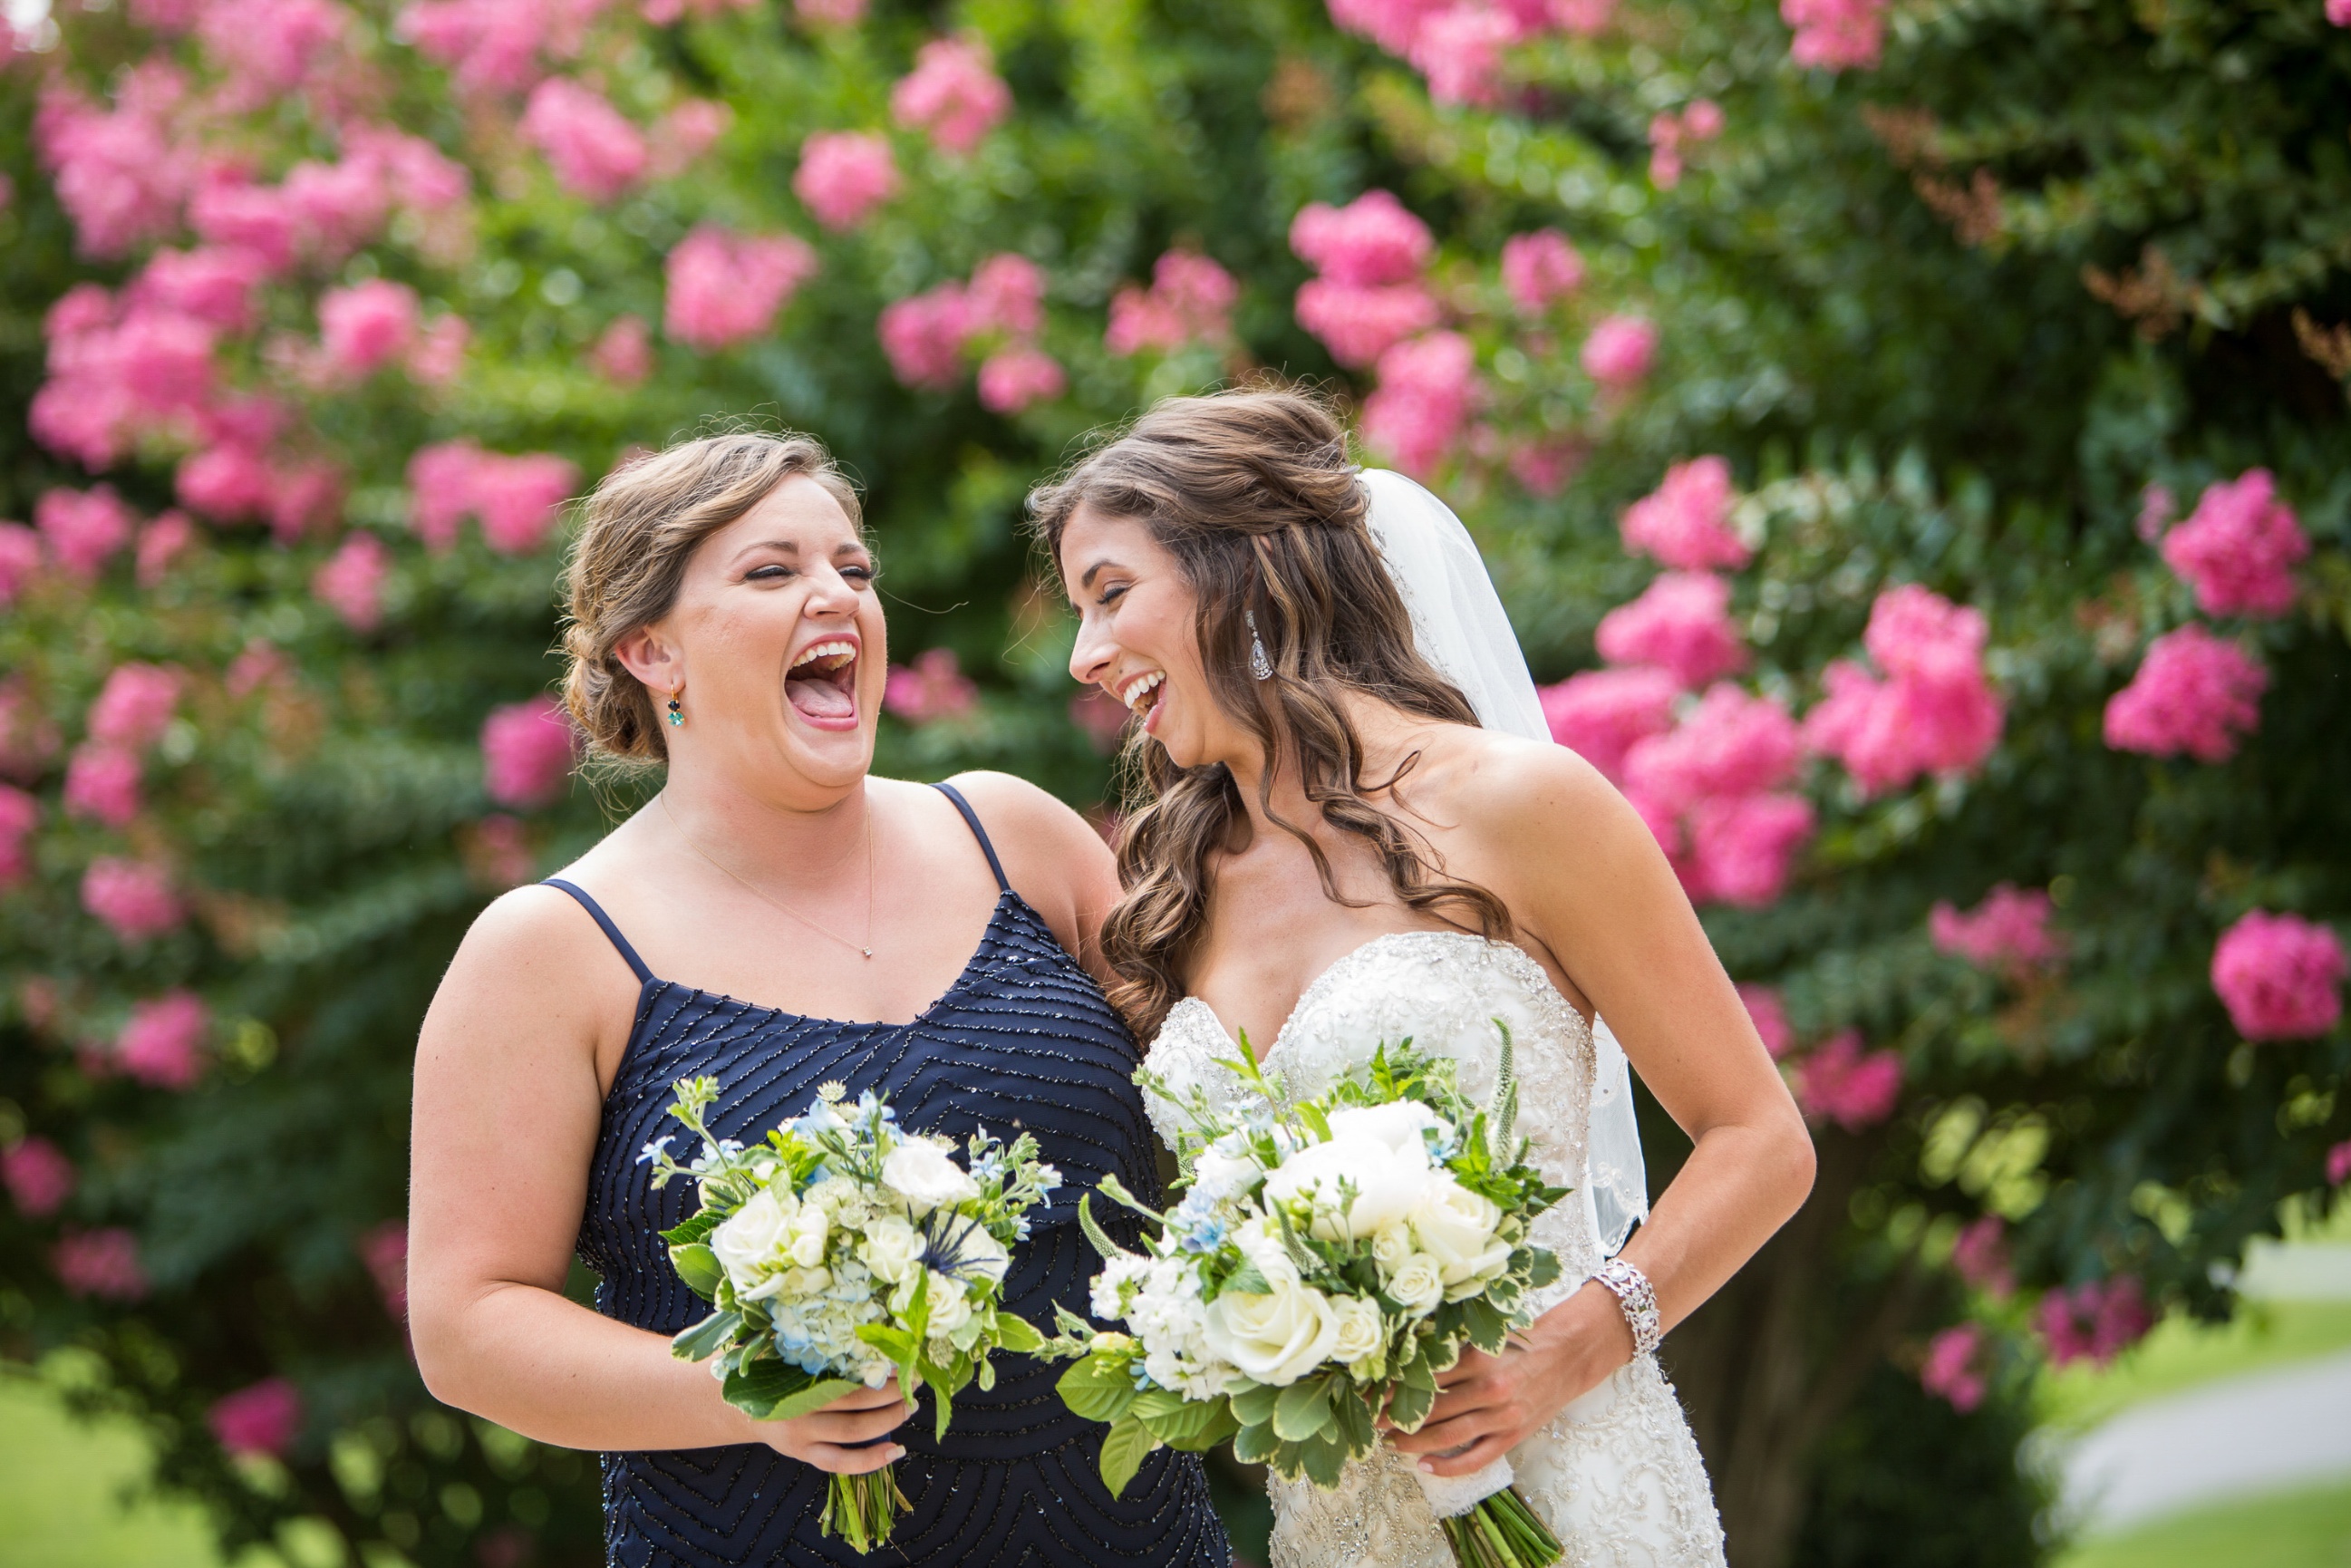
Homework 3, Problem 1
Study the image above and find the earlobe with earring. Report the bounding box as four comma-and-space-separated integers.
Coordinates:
666, 686, 684, 728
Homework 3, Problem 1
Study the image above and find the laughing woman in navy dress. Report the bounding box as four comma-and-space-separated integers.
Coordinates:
407, 431, 1226, 1567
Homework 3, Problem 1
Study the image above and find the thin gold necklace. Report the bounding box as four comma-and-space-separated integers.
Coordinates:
660, 793, 877, 960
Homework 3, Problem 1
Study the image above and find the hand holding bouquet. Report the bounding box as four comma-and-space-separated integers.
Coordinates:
645, 1077, 1059, 1553
1047, 1033, 1569, 1568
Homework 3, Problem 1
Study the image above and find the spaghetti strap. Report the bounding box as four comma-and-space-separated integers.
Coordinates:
542, 878, 654, 984
933, 783, 1011, 893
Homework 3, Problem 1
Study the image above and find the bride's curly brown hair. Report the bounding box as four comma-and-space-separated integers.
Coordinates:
1028, 387, 1511, 1040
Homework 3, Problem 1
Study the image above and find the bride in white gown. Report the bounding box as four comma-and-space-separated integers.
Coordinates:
1030, 389, 1815, 1568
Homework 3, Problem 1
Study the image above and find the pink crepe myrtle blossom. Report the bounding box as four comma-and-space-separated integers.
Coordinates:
967, 255, 1047, 339
1951, 1215, 2015, 1299
890, 37, 1012, 155
2331, 0, 2351, 24
1326, 0, 1451, 55
0, 680, 63, 781
1409, 5, 1520, 105
1106, 250, 1238, 354
131, 247, 266, 333
589, 315, 654, 384
187, 169, 298, 274
1781, 0, 1888, 70
54, 1228, 149, 1300
0, 525, 43, 606
2035, 1276, 2152, 1370
1648, 100, 1724, 189
976, 347, 1065, 415
82, 857, 184, 940
648, 98, 732, 179
2103, 625, 2267, 763
1930, 885, 2065, 973
663, 226, 818, 353
2210, 910, 2346, 1041
481, 697, 575, 807
1794, 1030, 1903, 1131
1501, 229, 1584, 313
118, 992, 208, 1089
1537, 666, 1679, 780
1621, 457, 1749, 570
198, 0, 349, 109
796, 0, 866, 20
89, 664, 182, 750
793, 131, 899, 230
878, 284, 975, 387
884, 648, 979, 723
1920, 1323, 1987, 1412
279, 156, 395, 264
314, 532, 392, 631
3, 1137, 75, 1217
32, 289, 223, 468
1624, 683, 1803, 816
1292, 189, 1433, 286
407, 315, 470, 384
1684, 792, 1814, 907
176, 443, 271, 525
1737, 984, 1794, 1059
1582, 315, 1658, 389
35, 488, 136, 580
361, 1221, 410, 1318
1804, 585, 2003, 795
1293, 279, 1444, 368
2134, 483, 2175, 543
318, 280, 421, 379
34, 71, 198, 259
1508, 439, 1583, 498
406, 441, 579, 554
521, 78, 649, 202
642, 0, 752, 22
1596, 572, 1746, 690
2159, 469, 2308, 619
460, 812, 537, 890
344, 127, 471, 214
226, 641, 292, 700
137, 512, 198, 587
0, 785, 36, 887
64, 747, 142, 827
1362, 332, 1477, 479
2329, 1141, 2351, 1187
396, 0, 607, 96
209, 1379, 302, 1458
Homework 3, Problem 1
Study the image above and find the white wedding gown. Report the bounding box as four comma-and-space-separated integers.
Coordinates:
1143, 931, 1729, 1568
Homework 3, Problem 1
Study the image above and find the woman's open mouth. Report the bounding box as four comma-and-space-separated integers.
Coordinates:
1119, 670, 1166, 733
786, 638, 861, 730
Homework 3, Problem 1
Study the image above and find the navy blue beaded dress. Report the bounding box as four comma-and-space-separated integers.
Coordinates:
553, 785, 1227, 1568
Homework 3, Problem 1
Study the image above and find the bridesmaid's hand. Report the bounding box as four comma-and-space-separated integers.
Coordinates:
743, 1379, 912, 1474
1379, 1284, 1635, 1476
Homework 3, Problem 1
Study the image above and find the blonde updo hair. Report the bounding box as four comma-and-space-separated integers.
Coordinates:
560, 430, 862, 762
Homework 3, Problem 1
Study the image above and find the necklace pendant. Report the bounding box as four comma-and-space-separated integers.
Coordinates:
861, 948, 874, 959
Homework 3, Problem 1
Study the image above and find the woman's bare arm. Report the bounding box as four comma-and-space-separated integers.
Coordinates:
407, 886, 907, 1466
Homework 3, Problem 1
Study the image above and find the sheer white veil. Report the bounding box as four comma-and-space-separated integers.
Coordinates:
1359, 467, 1650, 1258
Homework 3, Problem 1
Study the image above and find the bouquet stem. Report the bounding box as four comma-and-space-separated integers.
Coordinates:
821, 1466, 910, 1554
1437, 1486, 1562, 1568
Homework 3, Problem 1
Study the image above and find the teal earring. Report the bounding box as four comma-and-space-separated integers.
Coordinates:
666, 687, 684, 728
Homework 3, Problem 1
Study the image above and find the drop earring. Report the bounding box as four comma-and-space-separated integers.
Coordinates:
1246, 611, 1273, 682
666, 685, 684, 727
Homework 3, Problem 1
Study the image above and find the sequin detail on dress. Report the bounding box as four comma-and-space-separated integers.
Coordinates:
1145, 932, 1727, 1568
566, 785, 1226, 1568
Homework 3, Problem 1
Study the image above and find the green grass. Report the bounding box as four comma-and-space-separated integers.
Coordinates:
2055, 1479, 2351, 1568
0, 1372, 220, 1568
2037, 1300, 2351, 1434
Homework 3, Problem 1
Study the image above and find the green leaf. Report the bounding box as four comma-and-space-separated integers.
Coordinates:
1098, 1416, 1158, 1498
1386, 1374, 1437, 1435
1299, 1430, 1350, 1487
1524, 1248, 1563, 1289
1233, 1419, 1279, 1466
1058, 1355, 1141, 1423
1079, 1194, 1133, 1262
1228, 1381, 1280, 1428
660, 1207, 725, 1247
669, 1309, 741, 1363
1461, 1298, 1509, 1355
765, 1376, 864, 1422
1272, 1375, 1334, 1442
1163, 1402, 1242, 1453
1218, 1260, 1272, 1299
667, 1243, 723, 1298
1329, 1383, 1377, 1452
1135, 1390, 1228, 1447
1294, 1101, 1331, 1142
994, 1312, 1045, 1355
1094, 1173, 1161, 1220
857, 1324, 915, 1361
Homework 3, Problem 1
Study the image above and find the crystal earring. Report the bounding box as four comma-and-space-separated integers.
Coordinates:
666, 686, 684, 727
1246, 611, 1273, 682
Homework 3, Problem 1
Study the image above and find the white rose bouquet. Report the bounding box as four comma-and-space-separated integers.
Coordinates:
1043, 1033, 1569, 1568
643, 1077, 1059, 1553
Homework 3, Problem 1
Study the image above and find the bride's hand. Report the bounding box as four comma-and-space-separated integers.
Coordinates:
1379, 1284, 1635, 1477
740, 1379, 912, 1474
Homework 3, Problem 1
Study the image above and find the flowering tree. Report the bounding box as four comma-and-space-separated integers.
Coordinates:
3, 1, 2347, 1566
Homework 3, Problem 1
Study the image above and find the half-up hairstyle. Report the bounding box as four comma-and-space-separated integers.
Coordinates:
1028, 387, 1510, 1039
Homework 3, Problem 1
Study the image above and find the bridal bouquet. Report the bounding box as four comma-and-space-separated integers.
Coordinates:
644, 1077, 1059, 1553
1045, 1036, 1569, 1568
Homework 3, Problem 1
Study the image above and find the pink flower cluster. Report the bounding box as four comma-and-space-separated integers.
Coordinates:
34, 65, 198, 259
664, 225, 818, 353
361, 1220, 410, 1318
314, 531, 392, 631
82, 857, 185, 941
1951, 1215, 2015, 1299
2211, 910, 2345, 1041
1582, 314, 1657, 390
647, 99, 731, 179
33, 283, 219, 472
1738, 982, 1794, 1058
2159, 470, 2307, 619
1780, 0, 1889, 70
481, 696, 575, 807
1804, 584, 2003, 796
793, 131, 899, 231
1623, 684, 1815, 906
117, 991, 209, 1089
1621, 457, 1749, 570
1326, 0, 1560, 105
396, 0, 611, 96
1500, 228, 1583, 314
1596, 571, 1746, 689
878, 255, 1064, 413
2103, 625, 2267, 763
1363, 332, 1478, 479
1920, 1322, 1986, 1412
0, 786, 36, 887
520, 78, 647, 202
318, 280, 466, 382
2330, 1141, 2351, 1187
1793, 1029, 1904, 1130
139, 512, 198, 586
1538, 665, 1678, 779
1106, 250, 1239, 356
198, 0, 349, 111
883, 648, 979, 724
65, 745, 144, 827
0, 524, 43, 606
1930, 884, 2064, 973
589, 315, 654, 384
3, 1137, 76, 1217
407, 441, 580, 554
209, 1378, 303, 1458
2035, 1275, 2152, 1370
1292, 189, 1439, 368
89, 663, 182, 749
54, 1228, 150, 1300
1648, 99, 1723, 189
890, 37, 1011, 155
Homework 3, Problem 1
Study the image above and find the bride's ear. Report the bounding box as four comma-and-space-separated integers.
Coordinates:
612, 626, 682, 704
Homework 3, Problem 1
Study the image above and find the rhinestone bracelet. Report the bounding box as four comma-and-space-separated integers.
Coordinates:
1592, 1257, 1662, 1358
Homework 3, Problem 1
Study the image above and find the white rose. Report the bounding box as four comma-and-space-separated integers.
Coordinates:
1411, 1176, 1512, 1294
1262, 1134, 1430, 1241
1191, 1147, 1260, 1203
773, 1263, 831, 1298
858, 1216, 925, 1284
1328, 1294, 1385, 1366
953, 1226, 1011, 1285
785, 1204, 829, 1268
1371, 1224, 1414, 1273
1203, 1275, 1341, 1387
1385, 1252, 1446, 1317
881, 1138, 981, 1216
711, 1186, 796, 1292
1324, 1100, 1442, 1157
921, 1270, 973, 1336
